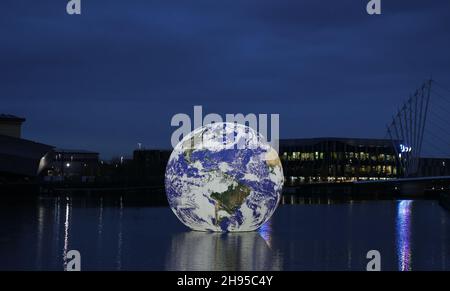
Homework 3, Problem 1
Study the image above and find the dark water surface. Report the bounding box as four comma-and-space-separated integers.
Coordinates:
0, 195, 449, 271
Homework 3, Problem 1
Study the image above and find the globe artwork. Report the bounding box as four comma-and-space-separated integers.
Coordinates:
165, 122, 284, 232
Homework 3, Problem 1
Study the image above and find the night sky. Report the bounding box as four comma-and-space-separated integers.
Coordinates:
1, 0, 450, 159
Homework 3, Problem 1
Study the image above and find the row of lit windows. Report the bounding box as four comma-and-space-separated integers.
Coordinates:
285, 165, 397, 175
343, 165, 396, 175
287, 176, 394, 184
282, 152, 395, 162
283, 152, 323, 161
286, 163, 396, 172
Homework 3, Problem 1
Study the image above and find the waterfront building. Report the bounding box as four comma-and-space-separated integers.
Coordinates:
280, 138, 400, 185
0, 114, 53, 181
0, 134, 53, 180
42, 149, 100, 182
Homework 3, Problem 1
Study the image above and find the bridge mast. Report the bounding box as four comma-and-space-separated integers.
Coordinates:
387, 79, 432, 178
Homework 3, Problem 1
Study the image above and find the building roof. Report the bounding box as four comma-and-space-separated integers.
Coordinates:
0, 114, 26, 122
280, 137, 400, 148
0, 134, 53, 158
54, 148, 99, 155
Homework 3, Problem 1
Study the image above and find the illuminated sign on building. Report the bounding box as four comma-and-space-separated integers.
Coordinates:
400, 144, 412, 153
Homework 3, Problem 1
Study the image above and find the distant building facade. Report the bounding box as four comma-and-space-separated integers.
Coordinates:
42, 149, 100, 182
280, 138, 400, 185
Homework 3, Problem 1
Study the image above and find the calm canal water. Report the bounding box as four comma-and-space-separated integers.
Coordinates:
0, 195, 449, 271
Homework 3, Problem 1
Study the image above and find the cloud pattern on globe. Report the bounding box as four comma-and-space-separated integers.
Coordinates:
165, 122, 284, 232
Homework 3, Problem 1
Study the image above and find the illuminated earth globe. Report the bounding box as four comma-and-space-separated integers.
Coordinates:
165, 122, 284, 232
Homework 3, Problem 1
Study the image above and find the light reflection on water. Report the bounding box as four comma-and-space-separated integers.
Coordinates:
63, 197, 71, 271
257, 220, 273, 248
165, 230, 282, 271
396, 200, 413, 271
1, 195, 450, 271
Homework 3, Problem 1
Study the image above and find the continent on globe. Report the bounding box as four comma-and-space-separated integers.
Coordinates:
211, 180, 251, 218
165, 122, 284, 232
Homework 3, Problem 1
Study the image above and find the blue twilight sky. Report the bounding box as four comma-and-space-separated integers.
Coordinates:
1, 0, 450, 159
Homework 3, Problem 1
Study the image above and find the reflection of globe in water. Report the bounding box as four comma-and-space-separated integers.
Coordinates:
165, 122, 284, 232
165, 231, 283, 271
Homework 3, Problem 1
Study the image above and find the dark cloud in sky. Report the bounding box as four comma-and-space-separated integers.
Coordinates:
1, 0, 450, 158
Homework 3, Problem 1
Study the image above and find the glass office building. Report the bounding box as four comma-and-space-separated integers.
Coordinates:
280, 138, 401, 185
